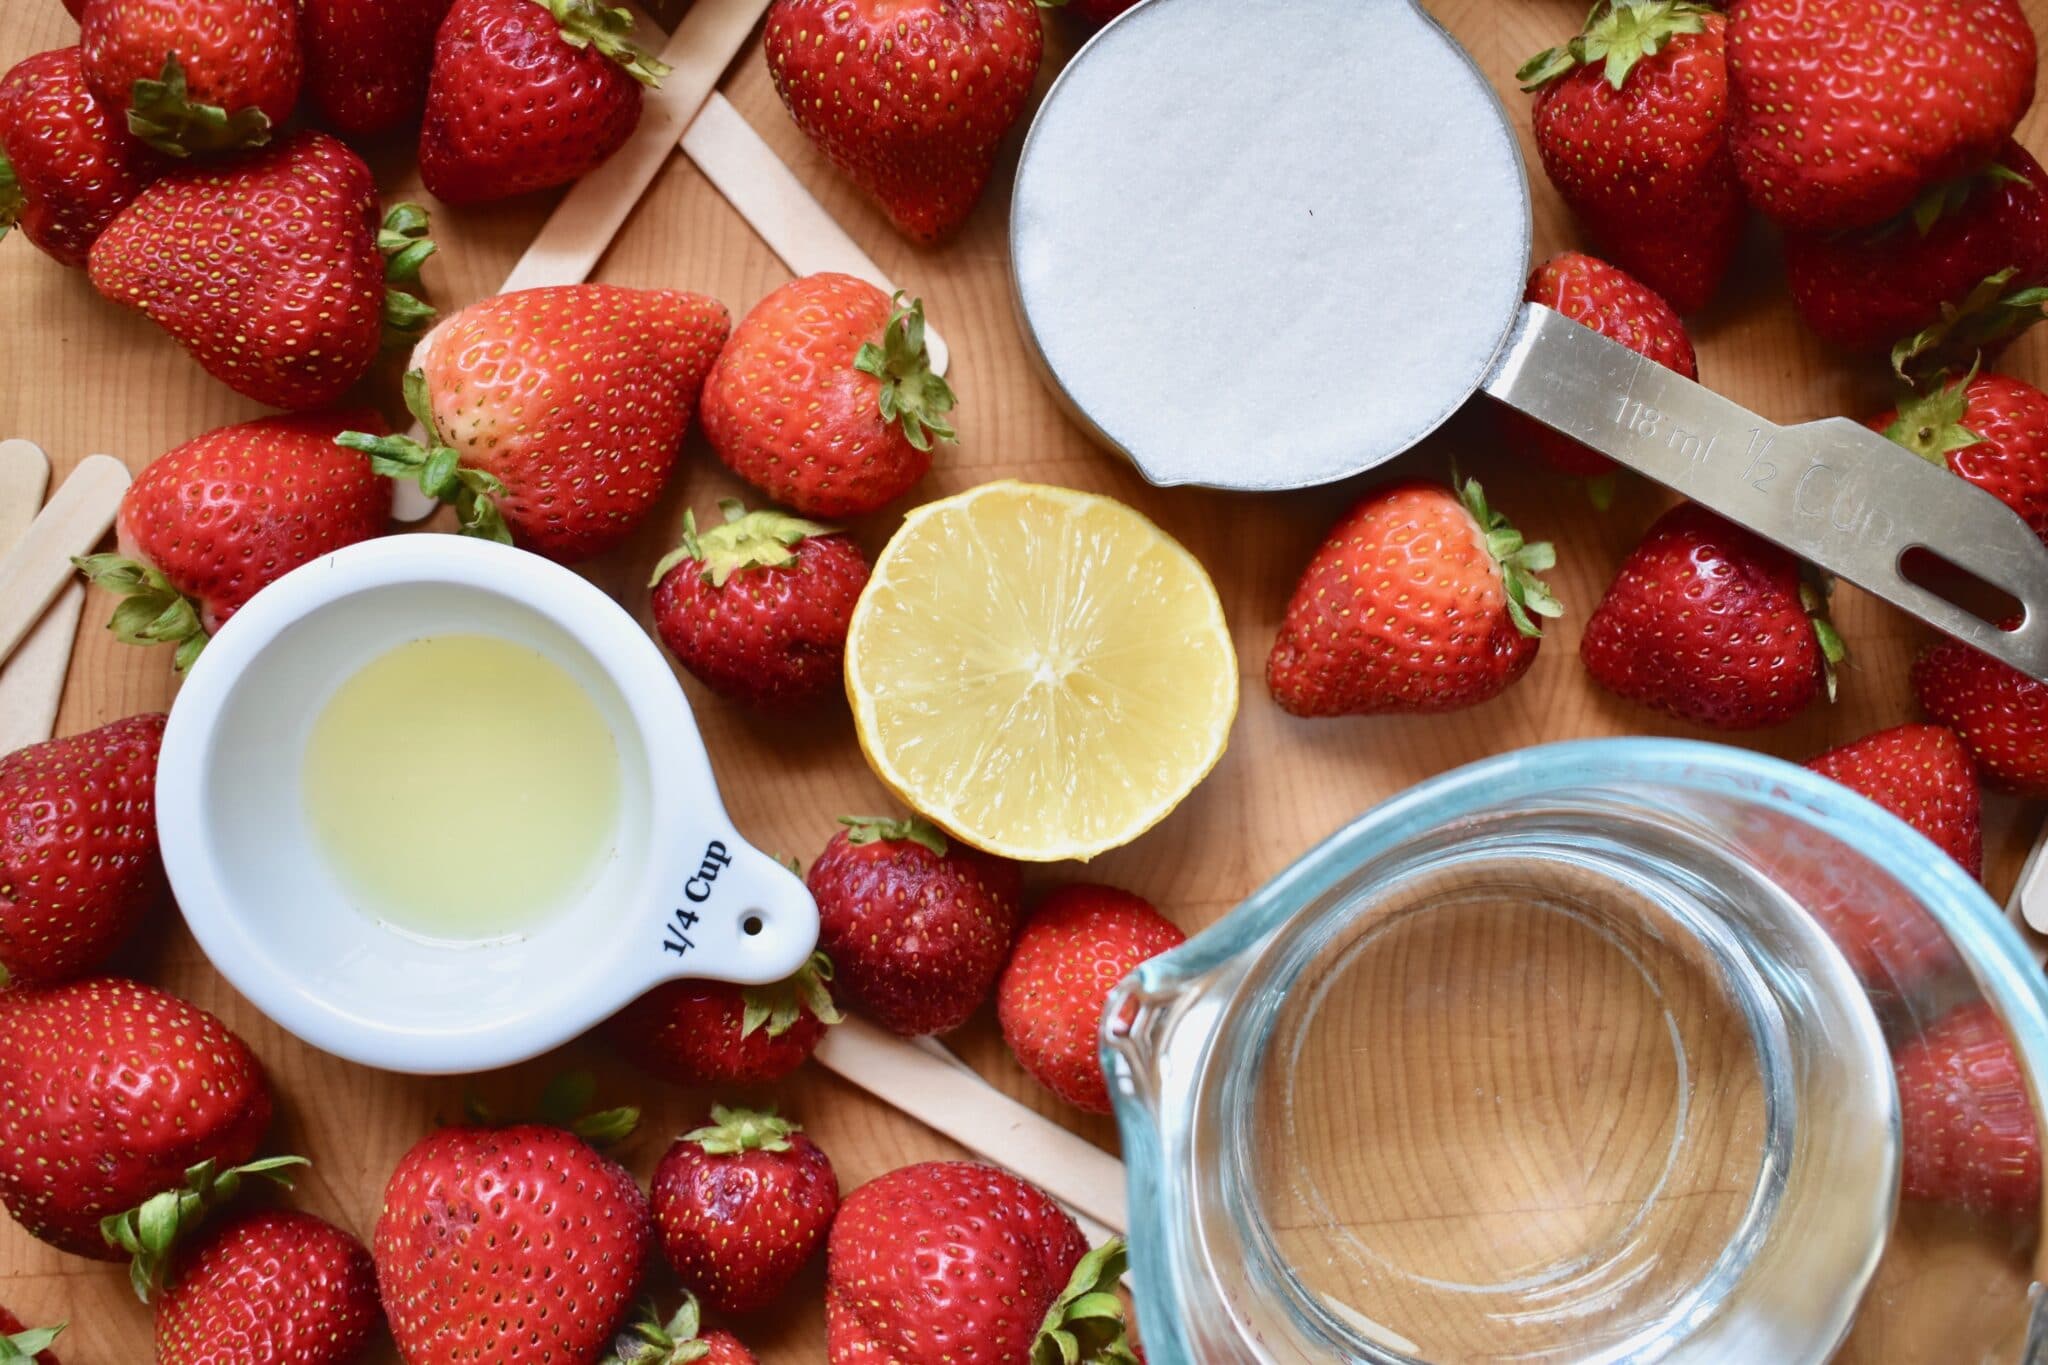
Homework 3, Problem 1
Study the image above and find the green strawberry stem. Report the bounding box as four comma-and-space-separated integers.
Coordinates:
100, 1155, 309, 1303
1801, 573, 1847, 704
72, 553, 209, 672
1517, 0, 1714, 92
0, 1322, 64, 1363
741, 950, 843, 1040
467, 1070, 642, 1147
855, 293, 958, 453
840, 813, 949, 856
125, 53, 273, 158
683, 1104, 800, 1155
1455, 476, 1564, 638
1882, 368, 1984, 466
1032, 1238, 1141, 1365
538, 0, 673, 86
649, 500, 835, 588
336, 369, 512, 544
0, 150, 22, 240
379, 203, 438, 350
1891, 267, 2048, 383
601, 1295, 715, 1365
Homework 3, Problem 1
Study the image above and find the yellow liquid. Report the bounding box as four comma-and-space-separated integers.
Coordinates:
303, 634, 621, 943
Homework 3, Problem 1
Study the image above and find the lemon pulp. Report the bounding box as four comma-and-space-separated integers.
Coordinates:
846, 481, 1238, 861
303, 634, 620, 942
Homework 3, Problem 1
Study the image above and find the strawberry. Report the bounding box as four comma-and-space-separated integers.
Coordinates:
651, 502, 871, 709
1806, 725, 1982, 877
0, 1311, 62, 1365
0, 47, 163, 268
1726, 0, 2037, 233
0, 714, 165, 988
604, 1298, 755, 1365
652, 1106, 838, 1316
1511, 253, 1699, 479
701, 276, 955, 518
997, 884, 1185, 1115
89, 131, 437, 411
375, 1121, 652, 1364
1913, 629, 2048, 797
1519, 2, 1743, 314
74, 412, 391, 672
0, 977, 273, 1259
764, 0, 1042, 243
1868, 369, 2048, 547
345, 284, 729, 563
154, 1209, 379, 1365
608, 952, 841, 1087
826, 1162, 1134, 1363
1580, 501, 1842, 728
303, 0, 456, 140
419, 0, 668, 205
79, 0, 301, 157
1894, 1003, 2041, 1218
1266, 477, 1562, 717
805, 816, 1023, 1037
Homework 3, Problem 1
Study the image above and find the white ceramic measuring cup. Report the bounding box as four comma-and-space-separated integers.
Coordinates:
157, 535, 819, 1074
1009, 0, 2048, 682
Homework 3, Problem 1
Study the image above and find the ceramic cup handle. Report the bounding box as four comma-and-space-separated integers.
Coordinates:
644, 832, 819, 989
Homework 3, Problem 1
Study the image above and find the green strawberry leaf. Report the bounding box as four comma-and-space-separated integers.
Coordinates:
1518, 0, 1713, 91
739, 951, 842, 1039
839, 813, 949, 855
601, 1295, 714, 1365
73, 553, 209, 671
125, 53, 272, 157
380, 203, 438, 349
539, 0, 672, 86
1800, 573, 1846, 704
683, 1104, 799, 1155
338, 370, 513, 545
0, 149, 22, 238
649, 500, 836, 588
1032, 1238, 1140, 1365
855, 292, 958, 454
1891, 268, 2048, 383
1455, 476, 1564, 639
0, 1322, 64, 1362
1881, 367, 1984, 466
99, 1154, 308, 1303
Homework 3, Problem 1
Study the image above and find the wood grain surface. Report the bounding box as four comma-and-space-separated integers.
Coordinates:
4, 1, 2048, 1360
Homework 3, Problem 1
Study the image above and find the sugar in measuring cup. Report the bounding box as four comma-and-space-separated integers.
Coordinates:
156, 535, 820, 1074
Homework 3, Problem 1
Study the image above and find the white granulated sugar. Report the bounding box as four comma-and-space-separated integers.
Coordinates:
1012, 0, 1531, 489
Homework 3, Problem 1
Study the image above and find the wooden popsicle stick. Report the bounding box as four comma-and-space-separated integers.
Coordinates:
0, 440, 84, 753
0, 455, 129, 671
682, 94, 952, 376
0, 440, 49, 544
817, 1017, 1129, 1234
2008, 819, 2048, 964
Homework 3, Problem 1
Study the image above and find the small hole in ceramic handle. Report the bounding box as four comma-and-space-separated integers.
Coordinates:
742, 914, 765, 937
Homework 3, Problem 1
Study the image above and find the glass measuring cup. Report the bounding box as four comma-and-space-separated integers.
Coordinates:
1106, 740, 2048, 1363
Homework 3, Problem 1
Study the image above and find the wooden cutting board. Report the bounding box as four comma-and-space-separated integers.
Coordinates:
3, 1, 2047, 1359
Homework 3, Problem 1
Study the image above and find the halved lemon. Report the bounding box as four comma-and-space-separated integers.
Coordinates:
846, 481, 1238, 862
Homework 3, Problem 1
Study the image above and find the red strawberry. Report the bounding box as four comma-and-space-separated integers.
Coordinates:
652, 1106, 838, 1316
0, 47, 163, 267
0, 714, 165, 988
1805, 725, 1982, 877
805, 816, 1023, 1037
155, 1210, 379, 1365
826, 1162, 1133, 1363
606, 1298, 756, 1365
89, 131, 437, 410
650, 501, 872, 709
764, 0, 1042, 243
1726, 0, 2037, 233
0, 977, 272, 1259
998, 884, 1185, 1115
303, 0, 456, 140
0, 1310, 61, 1365
1785, 143, 2048, 370
1519, 2, 1743, 314
608, 952, 841, 1087
79, 0, 301, 157
74, 412, 391, 672
1913, 629, 2048, 797
346, 284, 728, 563
1511, 253, 1699, 478
1894, 1003, 2041, 1217
1266, 477, 1562, 717
701, 275, 955, 518
1580, 501, 1842, 728
375, 1122, 652, 1364
419, 0, 667, 205
1867, 369, 2048, 547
